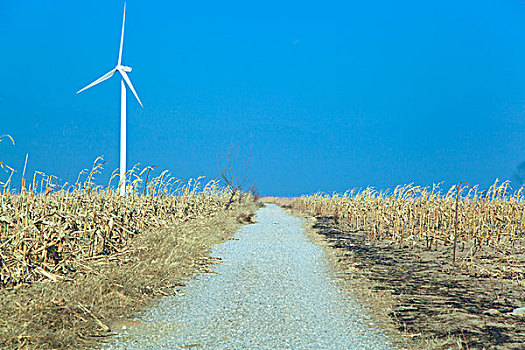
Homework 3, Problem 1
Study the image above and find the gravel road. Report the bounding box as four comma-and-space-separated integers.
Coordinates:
105, 204, 396, 349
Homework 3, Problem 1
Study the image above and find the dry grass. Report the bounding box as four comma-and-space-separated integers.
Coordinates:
0, 202, 258, 349
0, 157, 259, 349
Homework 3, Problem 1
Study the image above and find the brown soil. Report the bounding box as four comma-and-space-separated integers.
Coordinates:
306, 214, 525, 350
0, 203, 260, 350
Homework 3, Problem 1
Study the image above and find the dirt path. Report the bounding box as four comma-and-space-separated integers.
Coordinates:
104, 204, 398, 349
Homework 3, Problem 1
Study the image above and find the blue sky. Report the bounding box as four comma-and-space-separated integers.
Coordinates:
2, 0, 525, 196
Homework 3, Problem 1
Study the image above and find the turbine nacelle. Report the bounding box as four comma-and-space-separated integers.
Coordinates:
117, 65, 132, 73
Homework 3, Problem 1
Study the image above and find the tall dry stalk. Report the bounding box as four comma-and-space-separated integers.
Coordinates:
0, 157, 246, 287
281, 180, 525, 282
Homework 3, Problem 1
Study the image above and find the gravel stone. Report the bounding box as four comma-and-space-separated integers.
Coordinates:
511, 307, 525, 317
105, 204, 397, 349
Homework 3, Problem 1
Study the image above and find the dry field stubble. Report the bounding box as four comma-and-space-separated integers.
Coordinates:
0, 158, 259, 349
268, 181, 525, 349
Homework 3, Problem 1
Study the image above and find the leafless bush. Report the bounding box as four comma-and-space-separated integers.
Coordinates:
218, 145, 252, 209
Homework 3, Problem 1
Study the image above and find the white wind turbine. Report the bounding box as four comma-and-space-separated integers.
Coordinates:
77, 2, 143, 196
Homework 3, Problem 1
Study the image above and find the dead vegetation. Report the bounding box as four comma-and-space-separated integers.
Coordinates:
0, 203, 258, 349
0, 157, 233, 287
218, 144, 252, 209
309, 216, 525, 349
0, 157, 259, 349
282, 181, 525, 282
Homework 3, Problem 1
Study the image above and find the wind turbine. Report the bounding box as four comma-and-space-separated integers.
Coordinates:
77, 2, 143, 196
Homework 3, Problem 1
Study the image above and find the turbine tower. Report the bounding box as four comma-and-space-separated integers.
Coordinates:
77, 2, 143, 196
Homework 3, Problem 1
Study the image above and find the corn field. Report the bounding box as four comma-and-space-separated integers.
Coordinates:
0, 158, 236, 287
287, 180, 525, 282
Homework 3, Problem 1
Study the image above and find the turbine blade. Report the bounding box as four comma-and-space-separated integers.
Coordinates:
118, 2, 126, 65
118, 69, 143, 107
77, 69, 116, 94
